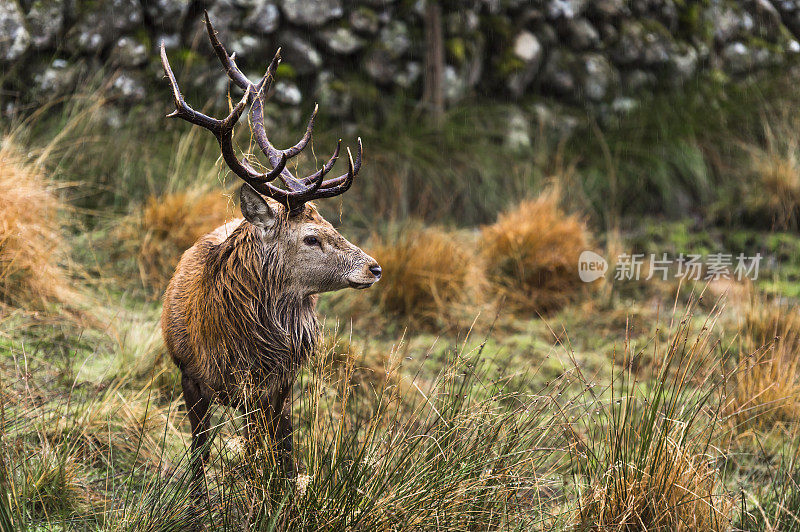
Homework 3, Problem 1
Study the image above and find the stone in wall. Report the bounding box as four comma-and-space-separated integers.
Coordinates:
319, 27, 364, 55
243, 1, 280, 35
563, 18, 600, 50
546, 0, 587, 20
507, 30, 543, 98
25, 0, 63, 50
0, 1, 30, 62
34, 58, 84, 95
65, 0, 142, 55
612, 19, 674, 67
278, 0, 342, 27
141, 0, 188, 33
364, 48, 397, 85
279, 31, 322, 75
109, 37, 148, 68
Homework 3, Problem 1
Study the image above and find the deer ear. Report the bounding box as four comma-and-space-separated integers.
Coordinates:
240, 184, 275, 228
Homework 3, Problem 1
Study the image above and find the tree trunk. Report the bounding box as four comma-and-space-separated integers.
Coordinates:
422, 0, 445, 127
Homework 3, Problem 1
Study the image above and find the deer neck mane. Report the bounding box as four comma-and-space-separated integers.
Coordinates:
196, 221, 319, 378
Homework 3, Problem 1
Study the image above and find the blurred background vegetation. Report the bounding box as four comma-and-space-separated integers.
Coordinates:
2, 0, 800, 530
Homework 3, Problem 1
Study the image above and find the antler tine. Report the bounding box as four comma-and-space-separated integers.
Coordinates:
270, 142, 343, 213
307, 147, 357, 200
204, 11, 251, 90
250, 93, 285, 168
271, 139, 336, 196
256, 48, 282, 92
203, 16, 288, 184
161, 43, 222, 132
250, 84, 314, 193
285, 146, 358, 210
298, 139, 341, 187
312, 137, 363, 191
161, 42, 286, 191
205, 12, 282, 101
273, 125, 336, 194
252, 103, 319, 194
205, 5, 315, 191
283, 105, 318, 158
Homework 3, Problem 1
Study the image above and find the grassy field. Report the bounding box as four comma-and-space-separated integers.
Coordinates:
1, 69, 800, 530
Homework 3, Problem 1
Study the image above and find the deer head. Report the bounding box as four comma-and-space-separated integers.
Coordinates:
160, 13, 381, 296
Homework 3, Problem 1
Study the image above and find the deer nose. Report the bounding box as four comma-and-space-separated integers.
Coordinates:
369, 264, 382, 279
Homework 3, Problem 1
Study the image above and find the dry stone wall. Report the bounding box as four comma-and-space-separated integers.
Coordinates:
1, 0, 799, 115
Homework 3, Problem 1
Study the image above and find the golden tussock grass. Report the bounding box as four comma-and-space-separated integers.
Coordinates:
748, 152, 800, 230
742, 115, 800, 230
123, 190, 231, 292
0, 138, 71, 311
729, 301, 800, 431
479, 189, 591, 314
368, 226, 480, 327
576, 440, 732, 531
744, 297, 800, 349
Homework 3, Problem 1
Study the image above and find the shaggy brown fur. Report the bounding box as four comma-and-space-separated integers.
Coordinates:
162, 187, 379, 485
164, 218, 315, 400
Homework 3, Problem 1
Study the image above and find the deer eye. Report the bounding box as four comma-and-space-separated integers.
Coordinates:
303, 235, 321, 248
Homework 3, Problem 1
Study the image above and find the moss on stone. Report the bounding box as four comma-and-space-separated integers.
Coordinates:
133, 28, 151, 50
744, 35, 785, 56
276, 63, 297, 80
639, 18, 673, 39
497, 50, 525, 77
676, 1, 713, 43
446, 37, 466, 65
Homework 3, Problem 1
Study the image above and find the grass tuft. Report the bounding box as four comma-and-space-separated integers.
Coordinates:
576, 441, 730, 531
480, 188, 591, 314
729, 300, 800, 431
739, 429, 800, 531
121, 190, 232, 293
24, 446, 87, 518
741, 114, 800, 231
368, 225, 479, 327
0, 138, 71, 312
319, 330, 396, 392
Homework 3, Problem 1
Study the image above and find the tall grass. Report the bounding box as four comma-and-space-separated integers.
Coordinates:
14, 67, 800, 235
570, 302, 733, 530
121, 190, 232, 293
728, 300, 800, 432
738, 429, 800, 531
114, 331, 576, 530
739, 109, 800, 231
1, 291, 751, 530
561, 69, 800, 228
11, 82, 555, 228
1, 333, 567, 529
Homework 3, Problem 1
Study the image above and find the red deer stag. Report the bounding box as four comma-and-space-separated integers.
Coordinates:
159, 14, 381, 486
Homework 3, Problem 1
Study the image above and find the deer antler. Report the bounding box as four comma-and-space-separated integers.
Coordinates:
160, 12, 363, 215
